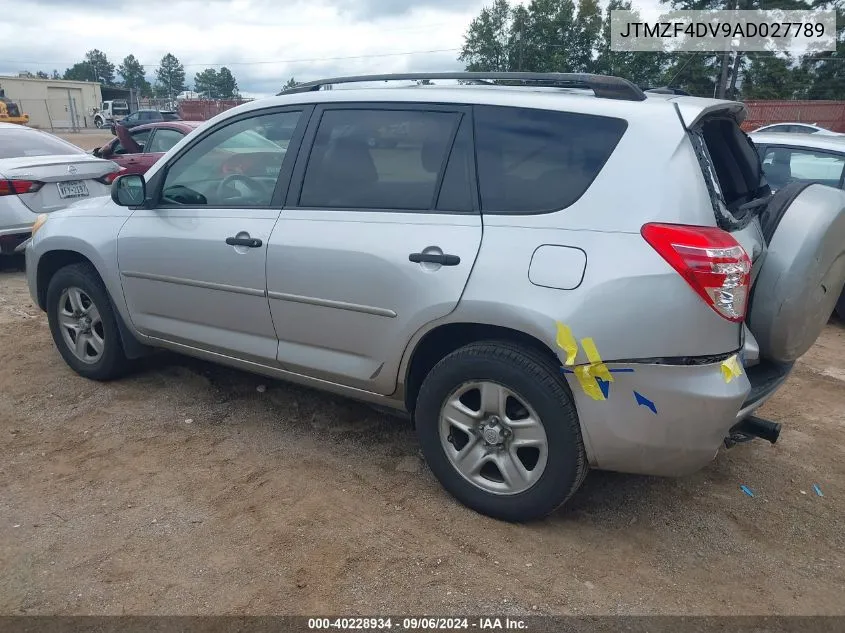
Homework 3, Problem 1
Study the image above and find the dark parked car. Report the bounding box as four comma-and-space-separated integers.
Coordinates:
110, 109, 181, 134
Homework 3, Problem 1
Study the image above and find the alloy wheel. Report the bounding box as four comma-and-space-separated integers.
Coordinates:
439, 381, 548, 496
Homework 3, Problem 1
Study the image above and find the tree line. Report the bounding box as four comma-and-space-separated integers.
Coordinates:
460, 0, 844, 100
20, 49, 240, 99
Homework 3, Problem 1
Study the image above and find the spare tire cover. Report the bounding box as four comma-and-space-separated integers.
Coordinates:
748, 183, 845, 362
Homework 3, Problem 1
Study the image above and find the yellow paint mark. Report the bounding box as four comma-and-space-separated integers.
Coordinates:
721, 355, 743, 383
574, 365, 606, 400
556, 321, 579, 365
580, 337, 614, 383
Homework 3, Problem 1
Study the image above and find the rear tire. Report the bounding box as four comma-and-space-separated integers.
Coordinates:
836, 291, 845, 322
415, 341, 587, 522
46, 263, 131, 381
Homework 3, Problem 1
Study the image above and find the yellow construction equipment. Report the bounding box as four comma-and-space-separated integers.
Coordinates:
0, 87, 29, 125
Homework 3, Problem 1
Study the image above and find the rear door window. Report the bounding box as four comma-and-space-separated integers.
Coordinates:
298, 108, 462, 210
473, 105, 627, 214
147, 128, 185, 153
761, 146, 845, 189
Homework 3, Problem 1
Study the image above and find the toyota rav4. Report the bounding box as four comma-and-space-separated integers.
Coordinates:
25, 73, 845, 522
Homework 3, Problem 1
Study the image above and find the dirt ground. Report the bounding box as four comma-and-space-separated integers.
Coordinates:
0, 256, 843, 616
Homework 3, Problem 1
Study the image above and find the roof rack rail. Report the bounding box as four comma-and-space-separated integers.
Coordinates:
277, 72, 647, 102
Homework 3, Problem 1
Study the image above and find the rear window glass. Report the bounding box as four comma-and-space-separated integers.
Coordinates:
473, 105, 627, 214
700, 118, 765, 210
0, 128, 84, 159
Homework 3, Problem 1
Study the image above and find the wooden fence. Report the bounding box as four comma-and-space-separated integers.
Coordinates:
152, 97, 845, 132
741, 100, 845, 133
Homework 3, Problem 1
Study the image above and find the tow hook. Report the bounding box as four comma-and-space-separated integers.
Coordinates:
725, 416, 782, 448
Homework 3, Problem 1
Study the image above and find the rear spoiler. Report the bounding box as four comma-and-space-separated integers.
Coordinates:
672, 99, 748, 130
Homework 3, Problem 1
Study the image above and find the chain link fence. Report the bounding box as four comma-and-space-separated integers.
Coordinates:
7, 97, 255, 131
139, 97, 253, 121
8, 98, 98, 131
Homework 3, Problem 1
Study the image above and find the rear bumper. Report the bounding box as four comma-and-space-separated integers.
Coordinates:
0, 196, 37, 247
734, 359, 794, 422
25, 242, 40, 307
568, 356, 790, 477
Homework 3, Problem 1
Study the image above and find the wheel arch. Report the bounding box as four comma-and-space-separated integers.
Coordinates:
37, 248, 149, 359
36, 249, 93, 310
402, 321, 562, 415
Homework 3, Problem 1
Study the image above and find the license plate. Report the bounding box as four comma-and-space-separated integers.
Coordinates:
57, 180, 89, 199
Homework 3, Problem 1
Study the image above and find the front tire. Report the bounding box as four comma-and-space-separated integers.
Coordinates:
415, 341, 588, 522
46, 263, 131, 381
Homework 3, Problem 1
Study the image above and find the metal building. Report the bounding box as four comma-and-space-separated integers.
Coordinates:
0, 75, 103, 130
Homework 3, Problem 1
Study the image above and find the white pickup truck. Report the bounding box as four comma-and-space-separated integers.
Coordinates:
93, 100, 129, 129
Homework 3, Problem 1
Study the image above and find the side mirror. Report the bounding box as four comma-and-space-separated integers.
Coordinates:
111, 174, 146, 207
92, 147, 102, 158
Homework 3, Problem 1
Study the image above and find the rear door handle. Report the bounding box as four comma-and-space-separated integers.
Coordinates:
409, 252, 461, 266
226, 236, 263, 248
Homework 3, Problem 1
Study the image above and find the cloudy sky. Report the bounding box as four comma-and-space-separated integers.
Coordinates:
0, 0, 671, 98
0, 0, 487, 97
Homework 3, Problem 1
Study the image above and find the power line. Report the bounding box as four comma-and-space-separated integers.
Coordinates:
0, 48, 462, 69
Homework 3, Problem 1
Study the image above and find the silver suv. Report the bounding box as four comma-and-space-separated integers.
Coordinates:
25, 73, 845, 522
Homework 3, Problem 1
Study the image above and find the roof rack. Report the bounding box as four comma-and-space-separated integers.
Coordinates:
277, 72, 647, 102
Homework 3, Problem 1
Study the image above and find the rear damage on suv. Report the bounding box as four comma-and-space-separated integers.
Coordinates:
467, 95, 845, 479
660, 98, 845, 457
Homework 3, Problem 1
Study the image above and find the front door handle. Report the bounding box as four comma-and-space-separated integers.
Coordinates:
226, 236, 263, 248
409, 252, 460, 266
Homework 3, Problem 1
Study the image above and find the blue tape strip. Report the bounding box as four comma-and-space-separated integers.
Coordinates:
633, 391, 657, 414
740, 485, 754, 497
561, 367, 634, 374
596, 378, 610, 399
813, 484, 824, 497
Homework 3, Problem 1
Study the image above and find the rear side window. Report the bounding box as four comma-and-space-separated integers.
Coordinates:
473, 105, 627, 214
299, 109, 461, 210
147, 128, 184, 153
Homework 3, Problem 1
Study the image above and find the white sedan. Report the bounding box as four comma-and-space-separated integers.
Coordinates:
0, 123, 119, 254
752, 122, 842, 136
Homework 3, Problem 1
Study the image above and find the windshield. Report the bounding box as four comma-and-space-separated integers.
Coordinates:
0, 128, 84, 159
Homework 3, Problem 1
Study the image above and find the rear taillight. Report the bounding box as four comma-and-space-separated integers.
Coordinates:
96, 169, 123, 185
642, 223, 752, 323
0, 179, 44, 196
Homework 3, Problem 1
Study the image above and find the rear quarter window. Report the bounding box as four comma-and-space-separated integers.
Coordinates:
473, 105, 627, 214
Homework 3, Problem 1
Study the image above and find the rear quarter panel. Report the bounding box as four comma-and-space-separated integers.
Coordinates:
399, 102, 743, 392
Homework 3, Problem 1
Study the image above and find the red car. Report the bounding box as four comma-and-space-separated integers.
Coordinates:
93, 121, 202, 175
92, 120, 293, 180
